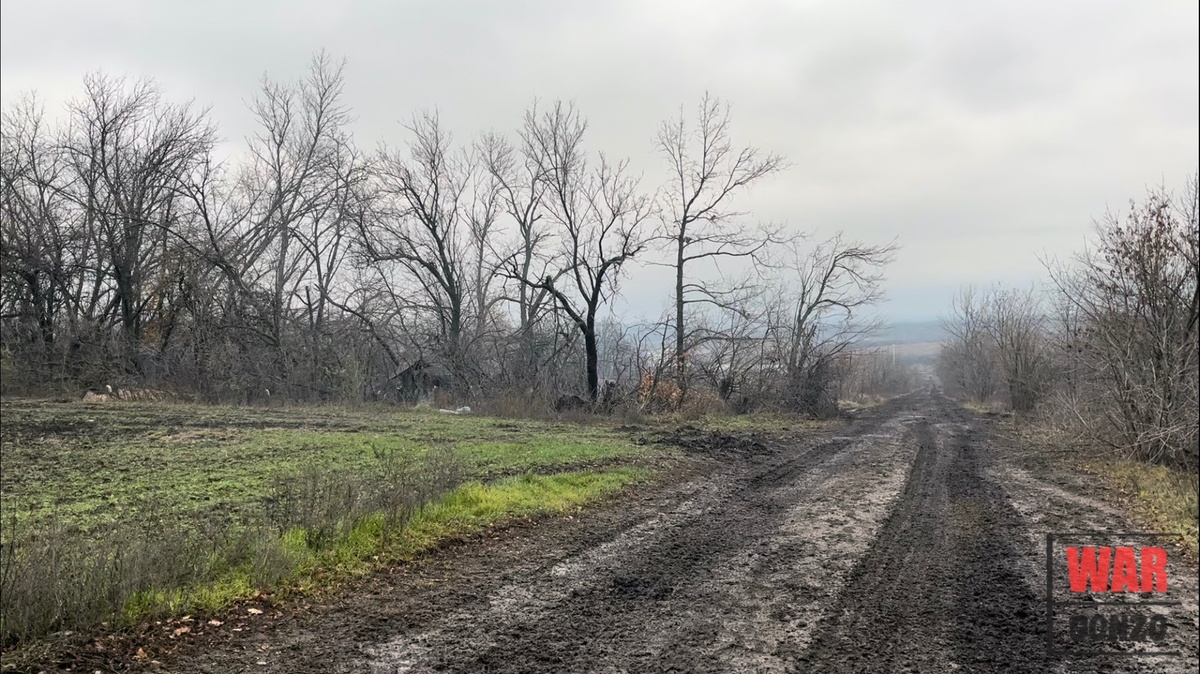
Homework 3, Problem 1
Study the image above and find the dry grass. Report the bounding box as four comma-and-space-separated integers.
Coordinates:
0, 447, 466, 646
839, 395, 889, 411
1008, 417, 1199, 561
1082, 460, 1199, 560
0, 445, 645, 650
961, 399, 1011, 415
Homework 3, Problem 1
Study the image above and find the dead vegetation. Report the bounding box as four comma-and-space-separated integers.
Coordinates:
938, 177, 1199, 553
0, 55, 907, 420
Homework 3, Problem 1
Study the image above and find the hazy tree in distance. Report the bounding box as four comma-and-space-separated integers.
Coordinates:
983, 285, 1050, 413
937, 286, 1002, 403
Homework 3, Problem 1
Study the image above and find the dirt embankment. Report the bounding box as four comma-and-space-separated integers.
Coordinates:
82, 393, 1197, 673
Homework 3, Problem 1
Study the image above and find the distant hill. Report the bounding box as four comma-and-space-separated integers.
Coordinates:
855, 320, 946, 368
862, 319, 947, 346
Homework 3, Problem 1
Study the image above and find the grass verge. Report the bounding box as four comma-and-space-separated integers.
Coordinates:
961, 400, 1011, 415
5, 396, 814, 655
1083, 459, 1199, 560
1, 463, 645, 649
1003, 414, 1198, 561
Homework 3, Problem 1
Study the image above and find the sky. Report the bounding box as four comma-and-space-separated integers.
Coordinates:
2, 0, 1196, 322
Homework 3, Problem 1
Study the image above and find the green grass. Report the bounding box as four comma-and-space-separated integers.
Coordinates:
0, 399, 649, 538
2, 397, 827, 652
117, 468, 646, 623
0, 398, 670, 649
1085, 459, 1200, 560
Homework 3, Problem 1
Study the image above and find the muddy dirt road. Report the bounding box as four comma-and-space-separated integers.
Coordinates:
168, 391, 1198, 673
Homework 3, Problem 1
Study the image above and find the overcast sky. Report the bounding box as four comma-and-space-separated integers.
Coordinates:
2, 0, 1196, 322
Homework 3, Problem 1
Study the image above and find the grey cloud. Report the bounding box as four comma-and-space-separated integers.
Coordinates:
2, 0, 1195, 321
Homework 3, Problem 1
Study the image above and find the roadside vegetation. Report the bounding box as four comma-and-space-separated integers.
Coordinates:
937, 177, 1199, 558
1084, 459, 1199, 559
0, 52, 921, 662
0, 400, 656, 650
1, 401, 644, 533
0, 361, 904, 658
0, 55, 902, 421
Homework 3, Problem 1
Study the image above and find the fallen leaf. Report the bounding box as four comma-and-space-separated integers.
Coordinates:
172, 626, 191, 638
135, 647, 148, 660
247, 608, 263, 615
207, 619, 223, 626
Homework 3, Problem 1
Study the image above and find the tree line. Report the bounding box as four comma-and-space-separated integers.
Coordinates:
937, 177, 1199, 469
1, 54, 901, 414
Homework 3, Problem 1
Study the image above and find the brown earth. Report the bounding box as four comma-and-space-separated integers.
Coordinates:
24, 391, 1199, 673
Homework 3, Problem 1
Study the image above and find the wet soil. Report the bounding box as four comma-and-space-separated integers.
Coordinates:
30, 391, 1198, 673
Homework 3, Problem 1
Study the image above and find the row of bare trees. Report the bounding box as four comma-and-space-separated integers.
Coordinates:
937, 178, 1199, 468
1, 54, 898, 415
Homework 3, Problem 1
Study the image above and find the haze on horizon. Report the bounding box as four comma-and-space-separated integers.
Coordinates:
2, 0, 1196, 323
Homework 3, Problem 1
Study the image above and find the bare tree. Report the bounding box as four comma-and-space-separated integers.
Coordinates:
772, 234, 898, 415
688, 288, 772, 404
359, 111, 481, 386
1047, 178, 1199, 466
478, 125, 557, 386
982, 286, 1050, 413
937, 286, 1002, 403
521, 101, 653, 401
655, 93, 785, 397
250, 53, 363, 395
8, 58, 869, 413
838, 348, 916, 402
174, 53, 363, 398
0, 97, 74, 388
60, 74, 215, 375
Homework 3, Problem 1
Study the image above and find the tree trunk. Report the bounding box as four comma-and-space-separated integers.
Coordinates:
675, 232, 686, 400
585, 320, 600, 402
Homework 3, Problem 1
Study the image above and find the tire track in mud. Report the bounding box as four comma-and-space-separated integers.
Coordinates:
358, 398, 921, 673
164, 392, 1178, 674
799, 400, 1049, 672
995, 455, 1200, 672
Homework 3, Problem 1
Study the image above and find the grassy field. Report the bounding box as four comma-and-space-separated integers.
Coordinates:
0, 399, 667, 649
0, 400, 647, 535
